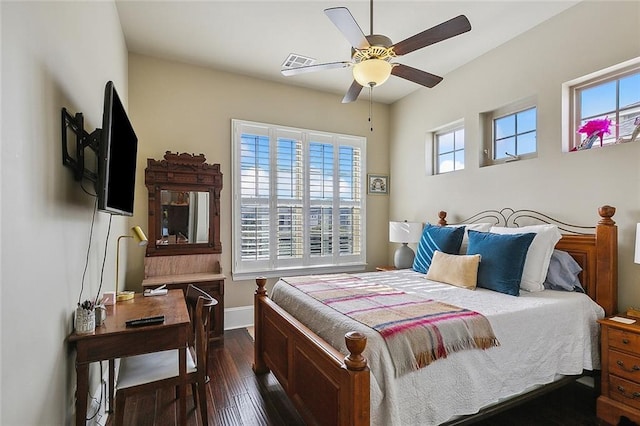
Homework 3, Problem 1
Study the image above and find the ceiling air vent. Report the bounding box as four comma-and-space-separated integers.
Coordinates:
282, 53, 316, 69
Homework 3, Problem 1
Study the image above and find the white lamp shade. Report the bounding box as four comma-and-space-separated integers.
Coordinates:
353, 59, 392, 87
389, 221, 423, 243
635, 223, 640, 264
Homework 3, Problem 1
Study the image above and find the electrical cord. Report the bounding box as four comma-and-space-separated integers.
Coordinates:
85, 362, 103, 421
78, 198, 98, 306
93, 215, 113, 305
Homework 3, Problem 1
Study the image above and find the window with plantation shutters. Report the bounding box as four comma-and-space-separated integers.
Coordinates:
232, 120, 367, 279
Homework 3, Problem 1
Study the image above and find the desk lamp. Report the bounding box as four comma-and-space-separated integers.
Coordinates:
389, 221, 423, 269
115, 226, 148, 301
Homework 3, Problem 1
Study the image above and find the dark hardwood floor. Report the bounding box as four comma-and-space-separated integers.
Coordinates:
108, 328, 602, 425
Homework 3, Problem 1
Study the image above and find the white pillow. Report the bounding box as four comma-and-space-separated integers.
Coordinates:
489, 224, 562, 292
448, 223, 493, 254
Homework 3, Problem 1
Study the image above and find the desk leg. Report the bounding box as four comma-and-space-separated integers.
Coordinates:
179, 347, 186, 426
108, 359, 115, 413
76, 362, 89, 426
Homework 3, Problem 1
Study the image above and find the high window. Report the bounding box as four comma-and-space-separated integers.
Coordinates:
481, 98, 537, 166
570, 66, 640, 149
232, 120, 366, 279
434, 126, 464, 174
493, 107, 537, 161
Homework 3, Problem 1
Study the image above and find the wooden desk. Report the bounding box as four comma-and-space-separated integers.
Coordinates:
68, 290, 190, 426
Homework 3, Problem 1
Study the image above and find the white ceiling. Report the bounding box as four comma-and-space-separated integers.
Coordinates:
115, 0, 580, 104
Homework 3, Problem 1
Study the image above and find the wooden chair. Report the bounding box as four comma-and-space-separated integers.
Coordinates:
114, 285, 216, 425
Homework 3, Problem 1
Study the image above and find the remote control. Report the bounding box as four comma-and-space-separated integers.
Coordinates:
125, 315, 165, 327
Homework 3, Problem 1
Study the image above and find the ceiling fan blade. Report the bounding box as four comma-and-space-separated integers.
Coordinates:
342, 80, 363, 103
392, 15, 471, 56
324, 7, 370, 49
391, 64, 443, 88
281, 61, 352, 76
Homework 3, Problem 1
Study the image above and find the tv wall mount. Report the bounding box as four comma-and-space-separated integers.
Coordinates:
61, 108, 100, 183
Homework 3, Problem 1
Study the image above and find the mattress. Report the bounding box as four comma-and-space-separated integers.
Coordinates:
270, 269, 604, 425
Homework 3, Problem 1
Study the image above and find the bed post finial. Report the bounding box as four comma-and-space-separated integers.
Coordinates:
256, 277, 267, 297
344, 332, 368, 371
253, 277, 269, 374
438, 211, 448, 226
598, 205, 616, 226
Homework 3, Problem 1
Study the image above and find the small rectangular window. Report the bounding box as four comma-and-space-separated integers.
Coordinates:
571, 66, 640, 149
481, 97, 537, 166
493, 107, 537, 160
434, 126, 464, 174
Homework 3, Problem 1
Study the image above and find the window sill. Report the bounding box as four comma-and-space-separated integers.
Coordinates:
232, 263, 367, 281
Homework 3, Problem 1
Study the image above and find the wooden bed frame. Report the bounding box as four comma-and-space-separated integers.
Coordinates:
253, 205, 618, 425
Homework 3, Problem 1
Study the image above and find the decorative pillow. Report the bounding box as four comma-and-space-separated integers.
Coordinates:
413, 224, 465, 274
489, 224, 562, 292
426, 250, 481, 290
544, 249, 585, 292
447, 222, 493, 254
467, 230, 536, 296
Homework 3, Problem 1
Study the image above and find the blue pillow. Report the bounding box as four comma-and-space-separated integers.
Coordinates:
413, 224, 465, 273
544, 249, 584, 292
467, 230, 536, 296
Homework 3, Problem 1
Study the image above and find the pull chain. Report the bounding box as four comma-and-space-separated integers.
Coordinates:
369, 84, 373, 132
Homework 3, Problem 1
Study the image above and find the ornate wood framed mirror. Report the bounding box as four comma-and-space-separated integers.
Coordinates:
145, 152, 222, 256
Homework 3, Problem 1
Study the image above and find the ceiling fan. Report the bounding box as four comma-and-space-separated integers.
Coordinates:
281, 0, 472, 103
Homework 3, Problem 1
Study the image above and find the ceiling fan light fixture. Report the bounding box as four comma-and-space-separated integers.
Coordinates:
353, 59, 392, 87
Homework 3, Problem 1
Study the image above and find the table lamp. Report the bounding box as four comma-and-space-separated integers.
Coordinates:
115, 226, 148, 301
389, 221, 423, 269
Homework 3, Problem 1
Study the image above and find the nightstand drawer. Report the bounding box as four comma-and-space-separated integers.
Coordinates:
609, 349, 640, 382
610, 375, 640, 410
609, 328, 640, 353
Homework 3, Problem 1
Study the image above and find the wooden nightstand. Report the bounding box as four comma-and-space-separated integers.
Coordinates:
376, 266, 397, 271
598, 316, 640, 425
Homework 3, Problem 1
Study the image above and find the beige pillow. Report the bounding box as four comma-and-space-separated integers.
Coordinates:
426, 250, 481, 290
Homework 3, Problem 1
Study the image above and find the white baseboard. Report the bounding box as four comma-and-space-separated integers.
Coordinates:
224, 305, 254, 330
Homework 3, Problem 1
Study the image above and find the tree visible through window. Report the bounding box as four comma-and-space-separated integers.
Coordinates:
232, 120, 366, 278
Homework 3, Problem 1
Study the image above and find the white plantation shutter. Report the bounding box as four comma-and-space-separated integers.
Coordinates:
232, 120, 366, 279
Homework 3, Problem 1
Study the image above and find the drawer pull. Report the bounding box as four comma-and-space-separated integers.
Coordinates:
622, 338, 630, 344
616, 360, 640, 372
617, 385, 640, 399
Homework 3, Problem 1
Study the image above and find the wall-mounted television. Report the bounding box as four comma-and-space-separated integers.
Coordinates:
61, 81, 138, 216
96, 81, 138, 216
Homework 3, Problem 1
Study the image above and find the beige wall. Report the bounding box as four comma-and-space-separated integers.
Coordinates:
1, 1, 129, 424
127, 54, 391, 308
390, 1, 640, 311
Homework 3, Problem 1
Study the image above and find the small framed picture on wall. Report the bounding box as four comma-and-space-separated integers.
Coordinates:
368, 174, 389, 195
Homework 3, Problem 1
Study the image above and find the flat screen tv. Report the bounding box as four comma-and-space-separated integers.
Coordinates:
97, 81, 138, 216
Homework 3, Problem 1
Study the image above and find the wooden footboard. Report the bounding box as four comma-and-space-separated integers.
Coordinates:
253, 278, 370, 426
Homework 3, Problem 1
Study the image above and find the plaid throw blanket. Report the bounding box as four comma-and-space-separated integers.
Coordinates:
283, 274, 499, 376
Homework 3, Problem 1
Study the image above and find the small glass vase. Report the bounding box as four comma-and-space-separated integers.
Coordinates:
75, 307, 95, 334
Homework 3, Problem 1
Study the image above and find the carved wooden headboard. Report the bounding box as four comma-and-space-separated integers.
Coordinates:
437, 205, 618, 316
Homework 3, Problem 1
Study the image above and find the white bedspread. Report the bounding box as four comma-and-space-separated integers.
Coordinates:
270, 269, 604, 425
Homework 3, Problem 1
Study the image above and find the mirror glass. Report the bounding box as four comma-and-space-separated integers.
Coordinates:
158, 190, 210, 246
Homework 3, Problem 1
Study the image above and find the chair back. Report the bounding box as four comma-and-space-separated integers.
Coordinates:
185, 285, 216, 380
